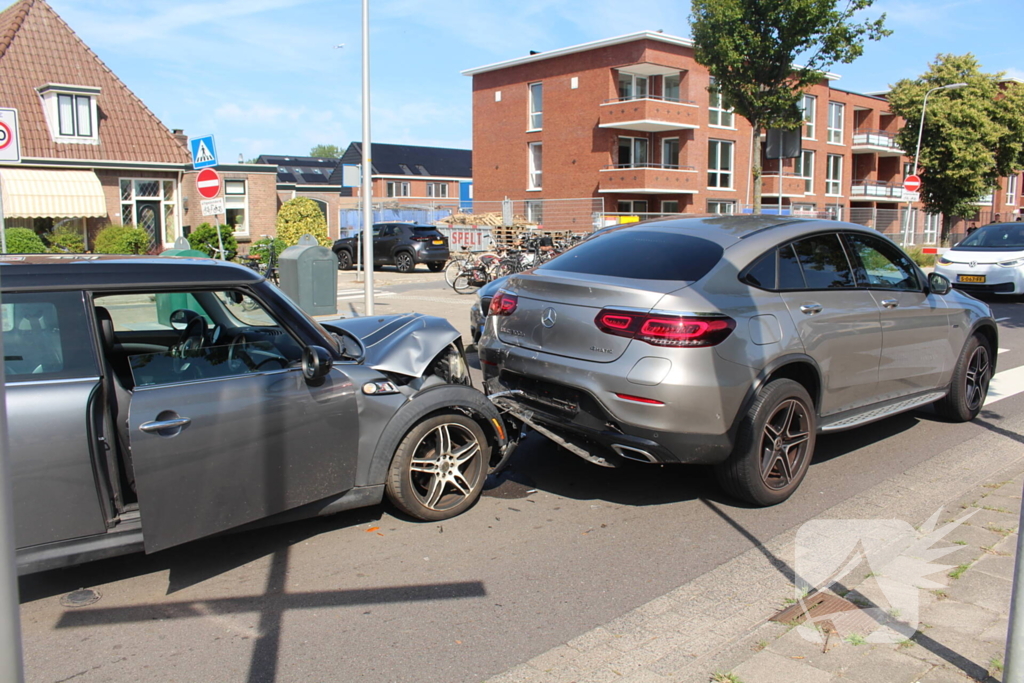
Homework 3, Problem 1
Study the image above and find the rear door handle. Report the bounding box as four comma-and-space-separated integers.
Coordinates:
799, 303, 822, 316
881, 299, 899, 309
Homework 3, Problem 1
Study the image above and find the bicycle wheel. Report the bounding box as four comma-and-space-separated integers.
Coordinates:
452, 271, 480, 294
444, 258, 467, 287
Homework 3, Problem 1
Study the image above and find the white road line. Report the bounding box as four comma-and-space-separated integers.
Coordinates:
985, 364, 1024, 406
1000, 348, 1010, 354
996, 317, 1011, 322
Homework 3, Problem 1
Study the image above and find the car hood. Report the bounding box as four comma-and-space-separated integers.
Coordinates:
321, 312, 459, 377
944, 248, 1024, 264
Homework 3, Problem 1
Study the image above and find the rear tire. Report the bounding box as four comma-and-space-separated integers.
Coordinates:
715, 379, 816, 506
386, 414, 489, 521
395, 252, 415, 273
336, 250, 352, 270
427, 262, 445, 272
934, 333, 991, 422
452, 273, 479, 294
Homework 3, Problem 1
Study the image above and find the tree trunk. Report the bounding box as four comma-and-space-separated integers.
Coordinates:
751, 124, 762, 214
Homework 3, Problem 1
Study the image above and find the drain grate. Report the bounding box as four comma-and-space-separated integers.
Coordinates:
770, 591, 879, 637
60, 588, 100, 608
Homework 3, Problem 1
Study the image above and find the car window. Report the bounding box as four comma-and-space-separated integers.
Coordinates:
3, 291, 98, 381
742, 250, 777, 289
956, 223, 1024, 250
790, 234, 855, 290
538, 230, 724, 282
778, 244, 807, 290
377, 226, 394, 238
843, 233, 921, 291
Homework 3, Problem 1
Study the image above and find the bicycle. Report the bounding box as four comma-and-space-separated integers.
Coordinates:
249, 239, 280, 286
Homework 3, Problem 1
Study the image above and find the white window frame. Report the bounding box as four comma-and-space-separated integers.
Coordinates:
224, 179, 249, 235
826, 154, 843, 196
426, 182, 449, 198
827, 101, 845, 144
528, 142, 543, 190
386, 181, 410, 198
119, 178, 179, 246
708, 79, 734, 128
618, 136, 649, 168
617, 200, 649, 214
1007, 174, 1018, 205
528, 82, 543, 131
707, 200, 735, 215
661, 200, 680, 213
794, 150, 815, 194
525, 199, 543, 224
799, 94, 817, 140
708, 139, 734, 189
903, 162, 915, 178
663, 73, 681, 102
924, 212, 941, 245
661, 137, 680, 169
618, 72, 649, 101
37, 84, 100, 145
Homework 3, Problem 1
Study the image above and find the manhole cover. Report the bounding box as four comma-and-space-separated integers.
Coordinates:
60, 588, 100, 608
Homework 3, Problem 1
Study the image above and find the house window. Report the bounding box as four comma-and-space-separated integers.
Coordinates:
37, 84, 100, 144
617, 200, 648, 214
1007, 175, 1018, 205
618, 72, 648, 101
528, 142, 543, 190
903, 162, 914, 178
798, 94, 816, 139
664, 74, 681, 102
427, 183, 449, 198
386, 181, 410, 197
826, 154, 843, 196
528, 82, 543, 130
794, 150, 815, 194
827, 102, 845, 144
119, 178, 177, 245
708, 140, 734, 188
618, 136, 649, 168
662, 138, 680, 169
525, 200, 543, 224
224, 180, 248, 234
924, 212, 941, 244
57, 94, 93, 137
707, 200, 735, 215
708, 79, 734, 127
792, 203, 817, 215
662, 200, 680, 213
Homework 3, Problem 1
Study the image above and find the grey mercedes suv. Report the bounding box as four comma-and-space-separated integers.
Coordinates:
479, 216, 997, 506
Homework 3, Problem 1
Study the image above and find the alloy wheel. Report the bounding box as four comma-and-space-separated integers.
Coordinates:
408, 422, 483, 512
965, 345, 991, 411
759, 399, 811, 491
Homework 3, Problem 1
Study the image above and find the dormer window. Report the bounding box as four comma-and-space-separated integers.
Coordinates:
37, 84, 100, 144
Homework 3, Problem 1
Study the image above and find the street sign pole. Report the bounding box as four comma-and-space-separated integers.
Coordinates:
361, 0, 374, 315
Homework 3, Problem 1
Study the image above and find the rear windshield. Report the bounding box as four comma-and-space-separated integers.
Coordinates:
412, 226, 441, 235
538, 230, 723, 281
956, 223, 1024, 250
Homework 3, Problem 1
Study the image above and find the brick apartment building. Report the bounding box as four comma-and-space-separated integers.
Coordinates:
0, 0, 277, 251
464, 31, 1022, 240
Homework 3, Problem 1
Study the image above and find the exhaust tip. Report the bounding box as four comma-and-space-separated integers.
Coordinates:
611, 444, 659, 464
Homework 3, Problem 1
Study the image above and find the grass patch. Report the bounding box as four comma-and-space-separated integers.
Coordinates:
982, 505, 1010, 513
711, 672, 743, 683
897, 638, 915, 649
990, 656, 1004, 673
844, 633, 868, 646
987, 524, 1014, 536
864, 572, 879, 579
949, 563, 971, 580
753, 640, 769, 652
983, 481, 1011, 489
933, 590, 949, 600
953, 540, 968, 546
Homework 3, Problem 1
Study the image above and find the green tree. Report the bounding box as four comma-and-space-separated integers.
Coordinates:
43, 224, 85, 253
187, 223, 238, 260
94, 225, 152, 254
3, 228, 46, 254
276, 197, 329, 246
888, 54, 1024, 231
690, 0, 890, 212
309, 144, 343, 159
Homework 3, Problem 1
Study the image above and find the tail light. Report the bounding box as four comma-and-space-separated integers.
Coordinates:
594, 309, 735, 347
489, 290, 518, 316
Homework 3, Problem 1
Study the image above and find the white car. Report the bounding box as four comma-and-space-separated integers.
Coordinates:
935, 222, 1024, 296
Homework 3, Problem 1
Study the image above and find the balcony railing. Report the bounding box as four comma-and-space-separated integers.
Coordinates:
605, 163, 696, 171
851, 180, 903, 199
762, 173, 807, 196
852, 129, 903, 153
599, 98, 700, 132
598, 164, 700, 194
605, 95, 697, 105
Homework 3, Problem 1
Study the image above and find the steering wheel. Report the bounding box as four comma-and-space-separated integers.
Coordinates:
174, 316, 208, 359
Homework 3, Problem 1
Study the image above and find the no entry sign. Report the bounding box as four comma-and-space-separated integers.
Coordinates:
196, 168, 222, 199
903, 175, 921, 193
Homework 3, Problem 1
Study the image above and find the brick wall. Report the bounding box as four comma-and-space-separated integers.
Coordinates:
181, 167, 278, 246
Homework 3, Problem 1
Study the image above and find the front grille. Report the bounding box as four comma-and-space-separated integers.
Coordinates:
953, 282, 1016, 294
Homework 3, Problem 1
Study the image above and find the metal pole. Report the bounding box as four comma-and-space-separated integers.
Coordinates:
0, 179, 7, 254
0, 304, 24, 681
360, 0, 374, 315
1006, 486, 1024, 682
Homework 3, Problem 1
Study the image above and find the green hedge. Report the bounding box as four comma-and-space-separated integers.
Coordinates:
94, 225, 153, 254
187, 223, 238, 260
276, 197, 329, 246
3, 228, 46, 254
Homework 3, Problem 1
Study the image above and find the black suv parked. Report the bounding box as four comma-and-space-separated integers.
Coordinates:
333, 223, 450, 273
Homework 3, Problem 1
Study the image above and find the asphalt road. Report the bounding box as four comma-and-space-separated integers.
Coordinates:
17, 273, 1024, 683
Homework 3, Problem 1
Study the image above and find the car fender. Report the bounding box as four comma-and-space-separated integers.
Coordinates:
728, 353, 824, 439
967, 318, 1000, 373
359, 384, 508, 487
323, 313, 461, 377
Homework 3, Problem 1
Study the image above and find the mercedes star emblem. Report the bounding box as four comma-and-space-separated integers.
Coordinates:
541, 307, 557, 328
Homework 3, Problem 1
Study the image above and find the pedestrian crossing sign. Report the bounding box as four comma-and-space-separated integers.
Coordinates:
189, 135, 218, 169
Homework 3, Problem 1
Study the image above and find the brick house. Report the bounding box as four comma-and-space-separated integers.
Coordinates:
333, 142, 472, 207
0, 0, 277, 251
463, 30, 1022, 241
256, 154, 345, 239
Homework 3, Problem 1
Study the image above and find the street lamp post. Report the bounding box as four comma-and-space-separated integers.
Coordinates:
902, 82, 968, 245
360, 0, 374, 316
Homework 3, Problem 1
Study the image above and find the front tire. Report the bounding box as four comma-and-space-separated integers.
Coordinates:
427, 262, 445, 272
336, 250, 353, 270
395, 252, 415, 273
934, 333, 992, 422
715, 379, 816, 506
386, 414, 489, 520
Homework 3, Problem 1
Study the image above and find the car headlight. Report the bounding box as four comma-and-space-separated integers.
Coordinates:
998, 258, 1024, 267
937, 257, 952, 265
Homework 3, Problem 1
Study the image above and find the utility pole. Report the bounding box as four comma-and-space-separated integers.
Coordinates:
360, 0, 374, 315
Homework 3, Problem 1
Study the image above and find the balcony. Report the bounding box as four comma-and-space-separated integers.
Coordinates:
762, 173, 807, 197
851, 180, 904, 201
599, 96, 700, 133
851, 129, 904, 156
598, 163, 700, 194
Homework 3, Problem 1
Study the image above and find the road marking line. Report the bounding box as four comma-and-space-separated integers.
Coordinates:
996, 317, 1011, 322
985, 365, 1024, 406
1000, 348, 1010, 354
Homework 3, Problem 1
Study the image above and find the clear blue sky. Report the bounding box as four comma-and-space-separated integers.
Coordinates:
49, 0, 1023, 162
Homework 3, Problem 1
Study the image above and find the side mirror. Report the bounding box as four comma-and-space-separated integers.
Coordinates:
929, 272, 952, 295
302, 345, 333, 381
169, 308, 198, 331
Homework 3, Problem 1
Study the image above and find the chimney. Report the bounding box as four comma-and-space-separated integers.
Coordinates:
171, 128, 188, 148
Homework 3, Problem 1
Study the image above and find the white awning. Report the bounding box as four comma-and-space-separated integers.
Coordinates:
0, 168, 107, 219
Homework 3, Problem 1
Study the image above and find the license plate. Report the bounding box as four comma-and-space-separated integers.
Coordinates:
958, 275, 986, 283
432, 240, 444, 245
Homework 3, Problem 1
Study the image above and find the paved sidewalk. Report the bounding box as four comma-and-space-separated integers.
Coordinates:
484, 412, 1024, 683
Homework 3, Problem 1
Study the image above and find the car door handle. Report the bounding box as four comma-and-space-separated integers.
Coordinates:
139, 417, 192, 434
881, 299, 899, 309
799, 303, 822, 315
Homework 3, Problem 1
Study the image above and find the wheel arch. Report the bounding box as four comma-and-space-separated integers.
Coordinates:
728, 355, 823, 440
970, 320, 999, 373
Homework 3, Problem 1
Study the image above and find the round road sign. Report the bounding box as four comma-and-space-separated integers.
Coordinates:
903, 175, 921, 193
0, 121, 11, 150
196, 168, 222, 199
